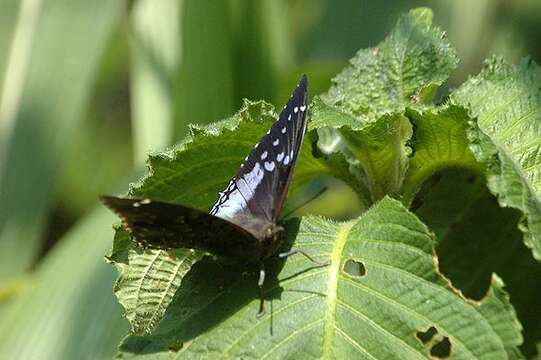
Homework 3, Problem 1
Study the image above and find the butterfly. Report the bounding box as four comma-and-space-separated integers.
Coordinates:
101, 75, 317, 314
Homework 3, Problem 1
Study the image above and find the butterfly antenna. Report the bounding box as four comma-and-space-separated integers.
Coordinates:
283, 186, 328, 218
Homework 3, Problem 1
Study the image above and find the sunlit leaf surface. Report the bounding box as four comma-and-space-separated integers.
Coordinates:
452, 56, 541, 260
322, 8, 458, 123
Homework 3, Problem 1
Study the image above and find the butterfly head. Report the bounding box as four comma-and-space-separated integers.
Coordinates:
259, 222, 285, 259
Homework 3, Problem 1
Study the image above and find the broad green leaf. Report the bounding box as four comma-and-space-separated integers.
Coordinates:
109, 100, 358, 333
309, 7, 459, 204
108, 229, 202, 335
311, 97, 412, 203
117, 197, 522, 359
130, 0, 180, 165
452, 56, 541, 260
415, 169, 541, 357
0, 0, 124, 280
309, 96, 361, 130
0, 207, 128, 359
129, 100, 355, 206
338, 114, 412, 201
401, 105, 483, 205
322, 7, 458, 123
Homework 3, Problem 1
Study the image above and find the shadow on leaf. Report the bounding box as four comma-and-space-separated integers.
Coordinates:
118, 218, 309, 355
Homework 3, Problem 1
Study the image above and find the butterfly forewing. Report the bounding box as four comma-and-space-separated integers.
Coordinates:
210, 76, 308, 232
100, 196, 260, 258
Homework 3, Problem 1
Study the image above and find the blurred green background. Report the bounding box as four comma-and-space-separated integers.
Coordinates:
0, 0, 540, 358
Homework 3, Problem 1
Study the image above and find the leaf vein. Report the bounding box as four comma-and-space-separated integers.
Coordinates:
336, 299, 426, 359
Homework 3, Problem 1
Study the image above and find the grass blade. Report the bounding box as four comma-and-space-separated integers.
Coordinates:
0, 0, 124, 280
130, 0, 180, 165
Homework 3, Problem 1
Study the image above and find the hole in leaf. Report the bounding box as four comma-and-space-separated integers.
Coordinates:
342, 259, 366, 277
430, 336, 451, 358
416, 326, 438, 344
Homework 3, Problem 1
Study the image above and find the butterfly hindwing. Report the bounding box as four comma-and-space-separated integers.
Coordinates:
101, 196, 260, 258
210, 76, 308, 232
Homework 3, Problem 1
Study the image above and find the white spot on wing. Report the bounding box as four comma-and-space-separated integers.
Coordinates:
273, 139, 279, 146
212, 162, 265, 220
284, 155, 290, 165
141, 199, 151, 204
264, 161, 275, 171
288, 114, 291, 121
294, 107, 298, 113
281, 127, 286, 134
261, 151, 268, 160
277, 151, 285, 162
300, 105, 306, 111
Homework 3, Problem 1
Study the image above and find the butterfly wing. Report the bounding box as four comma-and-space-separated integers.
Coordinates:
100, 195, 260, 258
210, 75, 308, 234
102, 76, 308, 256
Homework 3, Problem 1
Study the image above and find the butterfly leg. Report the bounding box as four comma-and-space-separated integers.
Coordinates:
256, 261, 266, 318
278, 249, 329, 266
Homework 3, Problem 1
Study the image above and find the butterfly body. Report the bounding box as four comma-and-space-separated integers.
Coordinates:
101, 76, 308, 263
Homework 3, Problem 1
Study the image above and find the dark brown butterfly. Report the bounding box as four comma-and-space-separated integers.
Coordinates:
101, 76, 317, 314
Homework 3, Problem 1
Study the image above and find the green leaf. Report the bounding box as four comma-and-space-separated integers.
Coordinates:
309, 7, 460, 204
0, 207, 128, 359
0, 0, 124, 280
309, 96, 363, 130
108, 229, 202, 335
415, 169, 541, 357
452, 56, 541, 260
311, 97, 412, 203
109, 100, 358, 333
401, 105, 483, 205
322, 7, 458, 123
339, 114, 412, 201
117, 197, 522, 359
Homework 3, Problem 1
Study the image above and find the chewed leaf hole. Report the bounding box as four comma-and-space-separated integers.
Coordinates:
416, 326, 452, 358
430, 336, 451, 358
416, 326, 438, 344
342, 259, 366, 277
